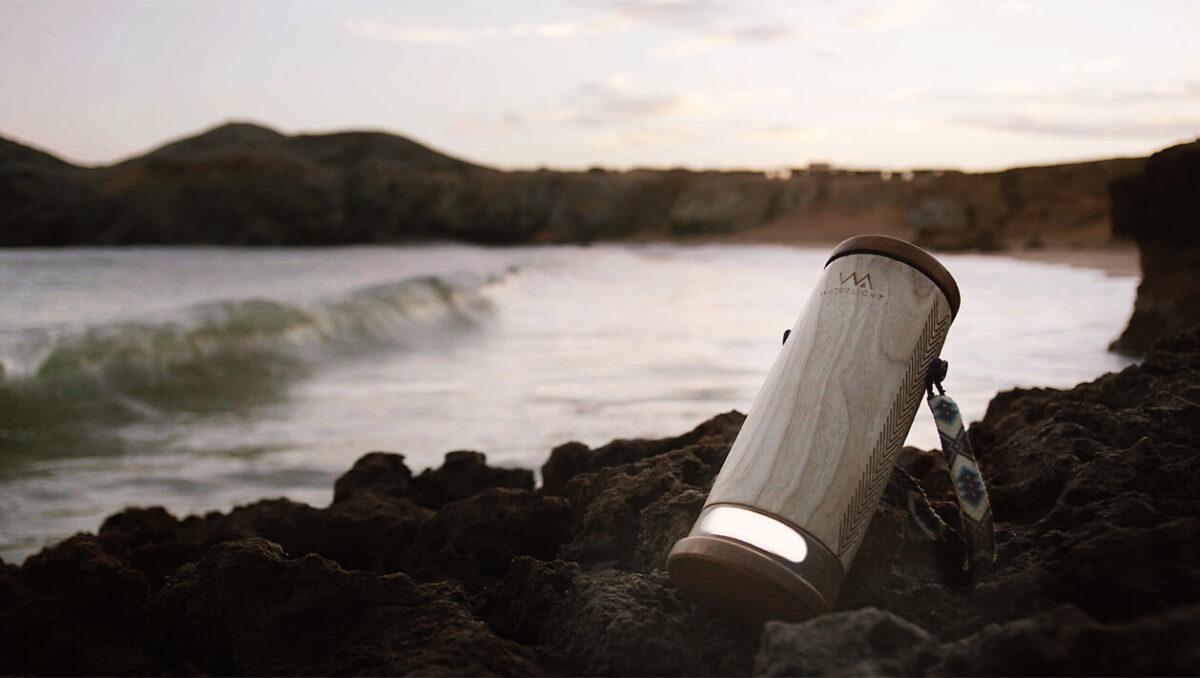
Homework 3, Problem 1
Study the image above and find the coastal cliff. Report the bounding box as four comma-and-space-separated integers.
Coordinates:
3, 326, 1199, 675
1, 122, 1142, 249
1111, 140, 1200, 354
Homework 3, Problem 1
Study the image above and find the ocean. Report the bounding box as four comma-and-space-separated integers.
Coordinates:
0, 244, 1138, 562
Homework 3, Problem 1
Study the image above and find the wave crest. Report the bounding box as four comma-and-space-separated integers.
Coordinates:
0, 275, 492, 439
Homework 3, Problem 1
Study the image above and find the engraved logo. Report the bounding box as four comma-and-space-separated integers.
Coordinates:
821, 270, 884, 300
839, 271, 873, 289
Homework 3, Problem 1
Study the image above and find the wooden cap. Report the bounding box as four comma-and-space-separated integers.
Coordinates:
667, 534, 838, 626
826, 235, 961, 318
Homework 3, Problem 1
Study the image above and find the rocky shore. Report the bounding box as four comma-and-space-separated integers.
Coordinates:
1110, 141, 1200, 354
3, 325, 1199, 675
0, 122, 1142, 250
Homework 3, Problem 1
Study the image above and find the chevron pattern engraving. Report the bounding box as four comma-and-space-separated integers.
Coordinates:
836, 304, 948, 555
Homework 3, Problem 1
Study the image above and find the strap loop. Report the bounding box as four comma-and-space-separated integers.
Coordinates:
894, 359, 996, 582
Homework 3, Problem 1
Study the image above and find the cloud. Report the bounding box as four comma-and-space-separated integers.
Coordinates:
650, 34, 729, 59
650, 21, 797, 58
958, 112, 1200, 139
453, 76, 718, 135
344, 19, 477, 45
584, 126, 703, 149
450, 109, 597, 133
998, 1, 1033, 16
343, 1, 711, 46
568, 78, 720, 123
916, 80, 1200, 106
578, 82, 690, 118
599, 0, 724, 28
508, 21, 589, 38
727, 23, 796, 41
345, 1, 799, 60
849, 0, 941, 33
1054, 57, 1130, 77
460, 78, 801, 136
344, 15, 620, 45
743, 123, 810, 142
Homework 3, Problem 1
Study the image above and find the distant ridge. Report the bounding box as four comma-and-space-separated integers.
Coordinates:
0, 121, 1146, 248
141, 122, 289, 160
0, 135, 77, 169
139, 122, 482, 173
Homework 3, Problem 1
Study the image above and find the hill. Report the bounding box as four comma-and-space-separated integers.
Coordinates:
0, 122, 1145, 247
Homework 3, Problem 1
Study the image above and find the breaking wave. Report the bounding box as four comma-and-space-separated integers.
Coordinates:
0, 275, 493, 442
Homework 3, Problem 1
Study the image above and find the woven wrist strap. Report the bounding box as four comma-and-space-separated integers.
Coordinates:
891, 360, 996, 581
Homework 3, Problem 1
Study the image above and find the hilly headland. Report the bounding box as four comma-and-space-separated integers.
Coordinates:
1, 122, 1145, 251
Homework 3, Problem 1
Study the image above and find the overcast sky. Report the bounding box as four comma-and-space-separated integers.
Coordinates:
2, 0, 1197, 171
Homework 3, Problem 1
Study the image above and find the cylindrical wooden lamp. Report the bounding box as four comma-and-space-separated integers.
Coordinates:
667, 235, 960, 624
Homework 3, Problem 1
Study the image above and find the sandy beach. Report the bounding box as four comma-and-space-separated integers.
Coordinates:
666, 224, 1141, 278
1002, 245, 1140, 277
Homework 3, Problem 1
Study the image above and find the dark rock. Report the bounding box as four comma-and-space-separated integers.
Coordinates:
755, 608, 937, 676
482, 556, 583, 646
0, 535, 151, 674
410, 450, 534, 508
483, 556, 756, 675
1111, 140, 1200, 353
408, 488, 570, 589
940, 604, 1200, 676
841, 325, 1200, 646
556, 437, 735, 571
311, 494, 432, 574
152, 538, 540, 675
634, 487, 708, 573
100, 449, 542, 585
224, 497, 325, 556
758, 604, 1200, 676
331, 451, 413, 504
97, 498, 334, 587
897, 444, 954, 501
333, 448, 533, 509
541, 410, 744, 496
541, 441, 592, 496
96, 506, 204, 588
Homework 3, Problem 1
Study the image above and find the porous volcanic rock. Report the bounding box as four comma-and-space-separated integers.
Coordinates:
1111, 140, 1200, 353
482, 556, 757, 675
407, 487, 570, 590
0, 535, 151, 674
3, 329, 1199, 674
755, 608, 938, 676
409, 450, 536, 508
151, 538, 540, 675
541, 411, 744, 495
333, 449, 534, 507
95, 450, 550, 591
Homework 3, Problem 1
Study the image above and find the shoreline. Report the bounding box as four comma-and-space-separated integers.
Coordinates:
999, 244, 1140, 277
0, 240, 1142, 277
655, 229, 1142, 277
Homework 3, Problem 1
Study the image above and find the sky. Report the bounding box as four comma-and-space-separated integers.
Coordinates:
1, 0, 1198, 171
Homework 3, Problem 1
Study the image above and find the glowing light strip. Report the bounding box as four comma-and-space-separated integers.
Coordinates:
698, 506, 809, 563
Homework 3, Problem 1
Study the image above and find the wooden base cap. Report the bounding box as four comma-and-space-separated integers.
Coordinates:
667, 535, 835, 626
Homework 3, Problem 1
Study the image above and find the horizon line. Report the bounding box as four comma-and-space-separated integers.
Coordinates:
3, 118, 1188, 176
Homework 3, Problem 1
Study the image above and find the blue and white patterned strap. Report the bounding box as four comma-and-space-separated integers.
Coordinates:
893, 360, 996, 581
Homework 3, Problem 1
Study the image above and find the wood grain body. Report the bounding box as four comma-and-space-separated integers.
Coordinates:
706, 253, 952, 570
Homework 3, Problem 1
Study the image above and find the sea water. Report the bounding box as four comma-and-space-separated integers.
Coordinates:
0, 244, 1138, 561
